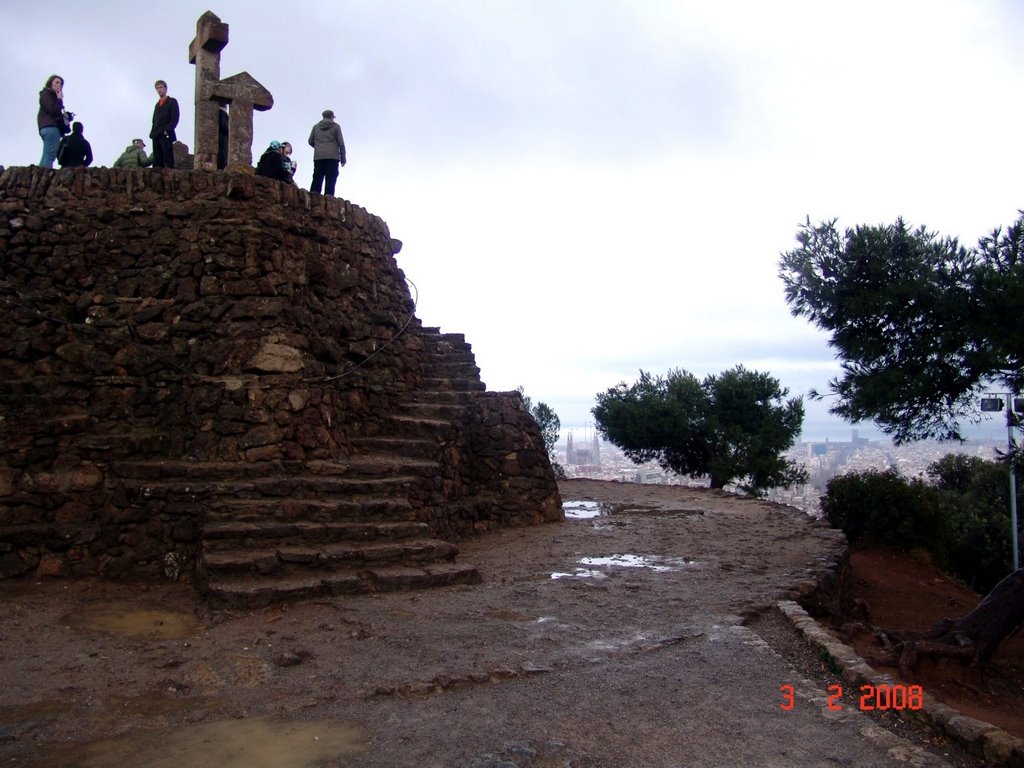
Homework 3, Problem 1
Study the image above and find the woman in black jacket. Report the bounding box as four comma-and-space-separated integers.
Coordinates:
37, 74, 66, 168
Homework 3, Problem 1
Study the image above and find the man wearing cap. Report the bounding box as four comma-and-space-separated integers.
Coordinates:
112, 138, 153, 169
308, 109, 346, 196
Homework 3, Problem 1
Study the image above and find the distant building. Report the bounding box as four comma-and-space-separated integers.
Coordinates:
633, 467, 665, 484
566, 430, 600, 467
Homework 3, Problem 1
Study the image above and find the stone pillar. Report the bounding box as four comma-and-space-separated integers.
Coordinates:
210, 74, 274, 171
188, 11, 273, 173
188, 11, 230, 171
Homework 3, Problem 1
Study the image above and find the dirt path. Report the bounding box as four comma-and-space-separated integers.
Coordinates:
0, 479, 986, 767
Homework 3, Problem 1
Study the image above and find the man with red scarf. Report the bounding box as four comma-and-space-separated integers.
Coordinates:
150, 80, 180, 169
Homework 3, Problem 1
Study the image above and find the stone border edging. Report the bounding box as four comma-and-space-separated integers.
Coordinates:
777, 600, 1024, 767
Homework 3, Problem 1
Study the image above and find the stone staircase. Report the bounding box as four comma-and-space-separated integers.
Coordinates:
1, 167, 563, 604
111, 452, 478, 608
352, 328, 485, 459
0, 329, 496, 607
122, 328, 488, 608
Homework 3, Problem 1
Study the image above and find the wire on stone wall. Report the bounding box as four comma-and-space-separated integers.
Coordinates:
320, 276, 419, 383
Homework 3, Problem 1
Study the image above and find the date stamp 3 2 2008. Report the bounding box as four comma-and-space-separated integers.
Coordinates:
780, 683, 924, 712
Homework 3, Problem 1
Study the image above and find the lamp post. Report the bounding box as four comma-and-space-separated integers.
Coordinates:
981, 393, 1020, 571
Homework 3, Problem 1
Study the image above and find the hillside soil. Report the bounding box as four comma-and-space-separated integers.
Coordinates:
840, 547, 1024, 739
0, 478, 1017, 767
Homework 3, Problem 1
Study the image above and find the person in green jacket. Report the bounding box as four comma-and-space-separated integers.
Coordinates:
113, 138, 152, 169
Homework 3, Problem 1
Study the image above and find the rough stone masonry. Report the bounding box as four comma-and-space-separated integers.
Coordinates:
0, 165, 562, 600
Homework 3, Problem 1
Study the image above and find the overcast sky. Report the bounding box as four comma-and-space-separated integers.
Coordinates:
3, 1, 1023, 443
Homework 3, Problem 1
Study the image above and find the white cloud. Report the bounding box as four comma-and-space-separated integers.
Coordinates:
3, 0, 1021, 438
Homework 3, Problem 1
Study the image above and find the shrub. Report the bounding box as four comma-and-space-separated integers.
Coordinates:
821, 468, 951, 565
823, 456, 1022, 592
928, 454, 1020, 592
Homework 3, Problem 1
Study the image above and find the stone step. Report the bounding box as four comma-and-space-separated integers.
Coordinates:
200, 562, 482, 609
304, 456, 439, 478
111, 456, 439, 481
421, 343, 474, 359
112, 459, 285, 480
201, 519, 432, 548
423, 353, 475, 366
383, 414, 455, 440
120, 474, 428, 500
426, 367, 481, 382
420, 328, 468, 345
411, 390, 475, 405
427, 337, 471, 352
201, 538, 460, 576
424, 355, 478, 367
419, 377, 486, 392
423, 341, 474, 354
77, 430, 172, 456
398, 401, 467, 420
205, 496, 417, 524
349, 436, 443, 461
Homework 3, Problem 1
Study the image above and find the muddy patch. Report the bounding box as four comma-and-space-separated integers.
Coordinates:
65, 603, 201, 640
486, 609, 535, 622
43, 717, 365, 768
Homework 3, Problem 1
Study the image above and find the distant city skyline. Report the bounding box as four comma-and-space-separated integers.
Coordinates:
557, 415, 1014, 448
556, 417, 1012, 517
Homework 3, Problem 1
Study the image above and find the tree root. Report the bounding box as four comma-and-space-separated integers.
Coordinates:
858, 569, 1024, 679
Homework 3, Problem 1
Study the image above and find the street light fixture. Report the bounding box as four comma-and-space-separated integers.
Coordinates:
981, 393, 1020, 571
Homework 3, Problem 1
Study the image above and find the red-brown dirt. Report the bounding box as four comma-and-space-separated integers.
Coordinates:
845, 547, 1024, 739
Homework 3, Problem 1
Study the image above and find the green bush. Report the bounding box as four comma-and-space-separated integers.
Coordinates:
821, 468, 952, 565
822, 456, 1022, 593
928, 454, 1019, 592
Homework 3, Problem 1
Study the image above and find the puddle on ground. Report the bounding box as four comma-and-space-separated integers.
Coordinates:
552, 554, 700, 579
65, 602, 201, 640
562, 499, 696, 519
562, 500, 609, 519
56, 716, 365, 768
550, 568, 609, 580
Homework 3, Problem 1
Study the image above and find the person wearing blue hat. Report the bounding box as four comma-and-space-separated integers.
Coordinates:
255, 140, 293, 183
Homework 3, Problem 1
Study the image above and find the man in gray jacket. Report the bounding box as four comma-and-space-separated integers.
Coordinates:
308, 109, 346, 196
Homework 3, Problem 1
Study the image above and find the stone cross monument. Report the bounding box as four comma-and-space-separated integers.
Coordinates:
189, 11, 273, 171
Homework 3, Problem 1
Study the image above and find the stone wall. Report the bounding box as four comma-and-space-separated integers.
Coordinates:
0, 165, 561, 582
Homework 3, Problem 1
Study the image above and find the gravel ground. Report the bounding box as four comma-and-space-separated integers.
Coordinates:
0, 479, 991, 767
